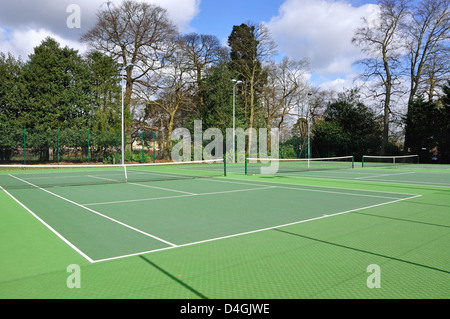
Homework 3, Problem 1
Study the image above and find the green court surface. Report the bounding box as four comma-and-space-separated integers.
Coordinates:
0, 163, 449, 299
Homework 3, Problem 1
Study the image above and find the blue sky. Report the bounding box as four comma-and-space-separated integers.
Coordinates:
191, 0, 379, 90
190, 0, 379, 90
190, 0, 376, 39
0, 0, 379, 90
190, 0, 286, 42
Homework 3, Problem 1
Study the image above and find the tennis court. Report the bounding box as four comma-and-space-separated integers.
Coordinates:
267, 166, 450, 188
0, 158, 449, 299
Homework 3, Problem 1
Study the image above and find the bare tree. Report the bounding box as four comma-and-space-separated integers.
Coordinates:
405, 0, 449, 103
178, 33, 227, 87
420, 46, 450, 100
352, 0, 409, 155
262, 57, 310, 132
176, 33, 228, 111
403, 0, 450, 153
138, 40, 196, 143
81, 0, 177, 133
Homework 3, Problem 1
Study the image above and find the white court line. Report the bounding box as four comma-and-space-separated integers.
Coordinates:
95, 169, 414, 199
83, 178, 405, 206
205, 176, 419, 197
8, 174, 177, 249
83, 186, 277, 206
0, 186, 95, 263
18, 174, 113, 180
127, 182, 197, 195
198, 177, 409, 200
363, 179, 450, 186
88, 174, 196, 195
355, 171, 416, 180
92, 193, 422, 263
258, 172, 450, 188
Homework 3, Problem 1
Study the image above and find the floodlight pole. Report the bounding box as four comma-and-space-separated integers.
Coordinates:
120, 63, 133, 166
121, 78, 125, 165
231, 79, 242, 163
307, 92, 312, 159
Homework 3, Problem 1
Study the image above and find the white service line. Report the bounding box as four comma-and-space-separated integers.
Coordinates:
83, 186, 277, 206
257, 170, 450, 188
355, 171, 416, 180
92, 193, 422, 263
198, 177, 408, 200
8, 174, 177, 248
127, 182, 197, 195
87, 174, 196, 195
213, 175, 424, 196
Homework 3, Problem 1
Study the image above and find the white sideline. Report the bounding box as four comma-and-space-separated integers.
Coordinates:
1, 186, 94, 263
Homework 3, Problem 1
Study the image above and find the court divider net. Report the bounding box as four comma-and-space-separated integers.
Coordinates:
362, 155, 419, 168
245, 156, 354, 175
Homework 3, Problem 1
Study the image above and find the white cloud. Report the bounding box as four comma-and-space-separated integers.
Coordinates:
0, 0, 201, 59
266, 0, 379, 77
146, 0, 201, 32
0, 27, 87, 59
319, 77, 354, 92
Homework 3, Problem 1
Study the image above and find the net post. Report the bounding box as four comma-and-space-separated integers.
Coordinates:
224, 158, 227, 177
362, 156, 364, 168
57, 129, 60, 165
352, 156, 354, 168
245, 158, 248, 175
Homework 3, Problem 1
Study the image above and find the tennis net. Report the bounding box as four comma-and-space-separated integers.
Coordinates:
245, 156, 354, 175
362, 155, 419, 168
0, 159, 226, 190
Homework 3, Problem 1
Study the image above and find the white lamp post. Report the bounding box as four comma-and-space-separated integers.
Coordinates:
121, 76, 125, 165
307, 92, 312, 159
231, 79, 242, 163
119, 63, 133, 165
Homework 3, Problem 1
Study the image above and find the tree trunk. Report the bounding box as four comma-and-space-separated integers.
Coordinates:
381, 93, 390, 155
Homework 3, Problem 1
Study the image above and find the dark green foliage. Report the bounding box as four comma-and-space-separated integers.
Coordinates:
0, 38, 121, 133
0, 128, 121, 163
227, 23, 268, 125
439, 82, 450, 163
86, 51, 122, 132
0, 38, 124, 162
279, 142, 297, 159
21, 37, 94, 130
0, 53, 26, 129
405, 81, 450, 163
312, 90, 383, 160
228, 24, 259, 72
193, 62, 246, 134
